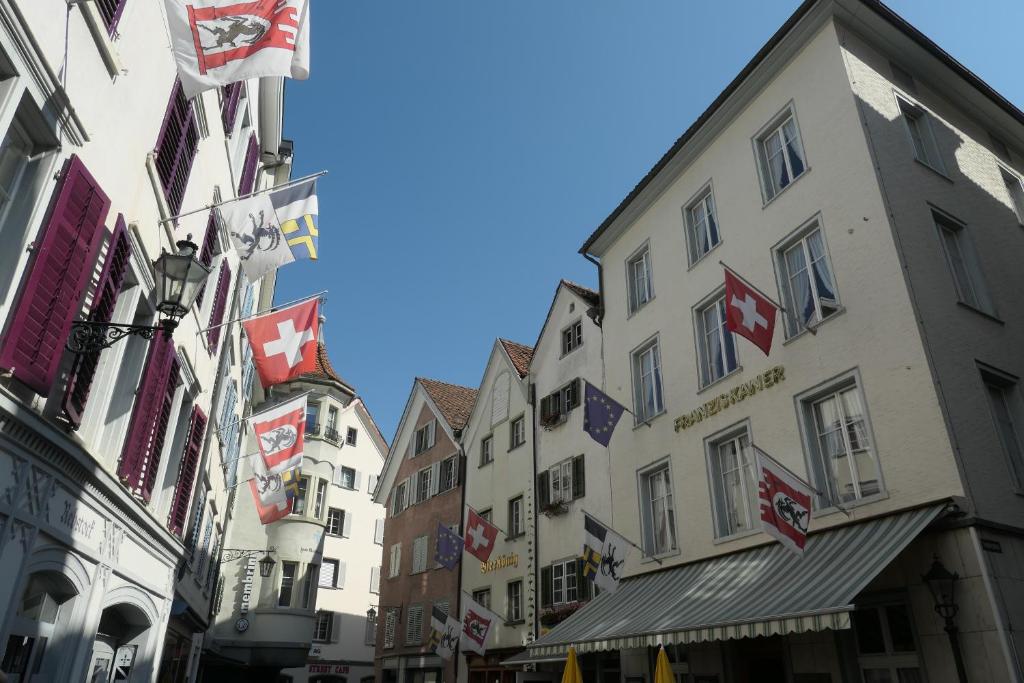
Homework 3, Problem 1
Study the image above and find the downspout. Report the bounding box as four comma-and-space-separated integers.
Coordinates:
529, 375, 540, 651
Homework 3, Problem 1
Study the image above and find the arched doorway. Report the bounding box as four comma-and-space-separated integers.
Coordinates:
88, 602, 152, 682
0, 570, 79, 682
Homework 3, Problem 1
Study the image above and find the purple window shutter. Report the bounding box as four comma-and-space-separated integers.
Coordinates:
168, 406, 208, 536
237, 133, 260, 196
221, 83, 243, 135
206, 261, 231, 351
155, 80, 200, 216
117, 332, 179, 501
0, 154, 111, 395
62, 214, 133, 429
96, 0, 129, 36
194, 212, 218, 308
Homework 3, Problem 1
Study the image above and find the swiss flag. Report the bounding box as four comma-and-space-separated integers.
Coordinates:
464, 507, 499, 562
243, 299, 319, 388
723, 268, 778, 356
755, 447, 813, 556
251, 394, 306, 473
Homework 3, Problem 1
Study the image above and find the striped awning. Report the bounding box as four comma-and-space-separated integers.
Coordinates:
511, 505, 945, 661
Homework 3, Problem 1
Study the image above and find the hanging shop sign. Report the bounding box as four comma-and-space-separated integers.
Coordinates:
235, 554, 258, 631
480, 553, 518, 574
674, 366, 786, 432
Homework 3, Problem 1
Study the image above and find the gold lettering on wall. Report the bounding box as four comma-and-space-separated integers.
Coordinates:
674, 366, 786, 432
479, 553, 519, 574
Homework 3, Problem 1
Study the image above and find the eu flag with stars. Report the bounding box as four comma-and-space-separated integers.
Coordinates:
583, 381, 626, 447
435, 522, 463, 570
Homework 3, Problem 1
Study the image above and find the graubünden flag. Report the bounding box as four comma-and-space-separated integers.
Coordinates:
755, 446, 813, 556
248, 453, 292, 523
723, 268, 778, 356
242, 298, 319, 388
251, 394, 306, 473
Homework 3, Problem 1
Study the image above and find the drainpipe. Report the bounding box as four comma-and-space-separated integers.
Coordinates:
529, 377, 540, 651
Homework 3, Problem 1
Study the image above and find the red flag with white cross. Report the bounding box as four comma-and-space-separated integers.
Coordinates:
242, 298, 319, 388
464, 507, 499, 562
723, 268, 778, 356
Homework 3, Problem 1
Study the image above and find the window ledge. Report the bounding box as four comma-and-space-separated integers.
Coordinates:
505, 619, 526, 626
696, 366, 744, 396
506, 533, 525, 542
626, 296, 656, 321
813, 491, 889, 518
508, 443, 526, 453
913, 157, 953, 182
955, 301, 1003, 324
632, 409, 666, 431
640, 548, 680, 564
711, 528, 760, 546
79, 2, 124, 79
761, 167, 811, 209
781, 307, 846, 346
479, 460, 493, 469
686, 240, 723, 272
559, 345, 584, 359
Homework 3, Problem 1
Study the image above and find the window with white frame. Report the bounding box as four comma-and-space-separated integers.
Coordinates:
542, 454, 584, 507
302, 564, 317, 608
982, 369, 1024, 489
507, 580, 523, 622
278, 561, 297, 606
326, 405, 339, 433
551, 559, 578, 605
290, 477, 309, 516
314, 479, 328, 518
319, 559, 341, 589
388, 543, 401, 578
1000, 167, 1024, 224
626, 244, 654, 314
411, 535, 428, 574
392, 480, 408, 516
933, 211, 993, 314
477, 508, 492, 523
414, 420, 436, 455
707, 427, 757, 538
852, 603, 923, 680
383, 607, 398, 648
561, 320, 583, 355
776, 222, 840, 336
801, 377, 883, 507
508, 496, 524, 537
339, 466, 357, 490
897, 96, 944, 173
631, 338, 664, 423
756, 108, 806, 201
326, 507, 344, 536
480, 435, 494, 466
313, 610, 334, 642
347, 426, 358, 445
510, 415, 526, 449
416, 466, 432, 503
540, 379, 581, 426
472, 588, 491, 610
639, 463, 677, 555
439, 455, 459, 492
696, 293, 739, 387
685, 185, 721, 264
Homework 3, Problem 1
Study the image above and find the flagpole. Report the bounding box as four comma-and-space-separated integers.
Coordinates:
466, 504, 512, 539
160, 170, 328, 225
460, 589, 509, 623
582, 379, 650, 429
216, 389, 318, 438
751, 444, 851, 518
195, 289, 328, 337
719, 261, 787, 312
581, 508, 662, 565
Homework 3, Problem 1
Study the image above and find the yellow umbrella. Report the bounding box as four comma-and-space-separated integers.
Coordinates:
561, 646, 583, 683
654, 645, 674, 683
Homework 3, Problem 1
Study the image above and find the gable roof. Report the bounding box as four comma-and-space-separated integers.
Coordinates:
499, 339, 534, 378
560, 279, 599, 307
417, 377, 478, 430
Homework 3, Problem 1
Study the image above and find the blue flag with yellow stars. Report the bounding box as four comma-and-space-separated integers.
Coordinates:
583, 381, 626, 447
435, 522, 463, 570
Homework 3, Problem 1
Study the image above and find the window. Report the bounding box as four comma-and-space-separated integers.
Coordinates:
405, 604, 423, 645
472, 588, 491, 610
631, 338, 664, 423
325, 406, 339, 442
685, 186, 721, 264
801, 378, 882, 507
1000, 167, 1024, 224
326, 508, 345, 536
696, 294, 738, 387
507, 581, 523, 623
552, 560, 578, 605
302, 564, 317, 608
314, 479, 328, 519
392, 480, 408, 516
477, 508, 492, 523
934, 212, 993, 313
508, 496, 524, 537
480, 436, 494, 466
155, 80, 200, 215
756, 108, 806, 201
561, 321, 583, 355
897, 96, 944, 172
540, 455, 585, 507
388, 543, 401, 578
306, 403, 320, 435
290, 477, 309, 516
383, 608, 398, 648
278, 562, 297, 606
510, 416, 526, 449
439, 455, 459, 492
776, 223, 840, 336
414, 421, 436, 455
347, 426, 358, 445
982, 370, 1024, 488
540, 380, 581, 426
639, 464, 677, 555
319, 559, 341, 589
314, 611, 334, 642
707, 427, 757, 538
412, 535, 429, 574
419, 466, 435, 503
339, 466, 357, 490
626, 244, 654, 313
852, 603, 922, 680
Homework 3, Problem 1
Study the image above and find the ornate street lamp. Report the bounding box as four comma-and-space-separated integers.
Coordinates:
67, 238, 210, 354
922, 555, 967, 683
258, 552, 277, 578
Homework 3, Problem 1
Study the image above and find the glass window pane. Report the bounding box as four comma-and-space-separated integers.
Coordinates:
886, 605, 916, 653
853, 608, 886, 654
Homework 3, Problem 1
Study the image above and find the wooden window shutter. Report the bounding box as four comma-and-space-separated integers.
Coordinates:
155, 80, 200, 215
220, 82, 243, 135
193, 212, 218, 308
238, 133, 260, 196
540, 565, 552, 608
572, 455, 585, 499
342, 511, 353, 538
537, 470, 550, 508
206, 260, 231, 351
0, 154, 111, 395
167, 406, 208, 535
117, 332, 180, 501
96, 0, 128, 35
62, 214, 132, 428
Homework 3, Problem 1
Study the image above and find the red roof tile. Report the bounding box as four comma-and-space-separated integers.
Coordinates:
499, 339, 534, 378
417, 377, 478, 430
561, 279, 599, 306
299, 342, 354, 393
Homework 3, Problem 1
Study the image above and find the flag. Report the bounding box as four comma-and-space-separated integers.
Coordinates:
464, 507, 499, 563
248, 454, 293, 523
273, 178, 319, 261
583, 381, 626, 447
429, 604, 460, 661
251, 394, 306, 473
581, 513, 630, 593
754, 447, 813, 555
281, 467, 302, 500
242, 299, 319, 388
459, 596, 495, 655
163, 0, 311, 99
723, 268, 778, 356
435, 523, 463, 570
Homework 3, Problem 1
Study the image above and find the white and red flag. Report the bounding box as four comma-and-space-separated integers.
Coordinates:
463, 507, 499, 563
755, 446, 813, 556
248, 453, 293, 523
459, 595, 496, 655
723, 267, 778, 356
251, 394, 306, 473
164, 0, 311, 99
242, 298, 319, 388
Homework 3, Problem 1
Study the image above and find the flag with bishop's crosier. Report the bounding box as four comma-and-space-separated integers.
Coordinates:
242, 298, 319, 388
251, 394, 306, 474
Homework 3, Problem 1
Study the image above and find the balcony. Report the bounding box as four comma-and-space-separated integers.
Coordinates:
324, 426, 340, 444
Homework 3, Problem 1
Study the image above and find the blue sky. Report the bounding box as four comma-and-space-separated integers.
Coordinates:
276, 0, 1023, 441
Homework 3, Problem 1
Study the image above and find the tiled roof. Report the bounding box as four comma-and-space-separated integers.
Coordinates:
561, 279, 599, 306
499, 339, 534, 378
417, 377, 478, 430
299, 342, 354, 393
